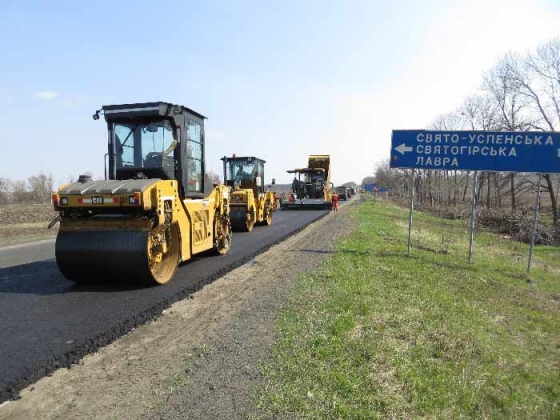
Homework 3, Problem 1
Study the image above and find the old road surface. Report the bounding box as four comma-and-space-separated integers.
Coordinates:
0, 239, 55, 269
0, 208, 329, 403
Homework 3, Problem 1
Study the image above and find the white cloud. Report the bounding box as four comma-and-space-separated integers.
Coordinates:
34, 90, 59, 100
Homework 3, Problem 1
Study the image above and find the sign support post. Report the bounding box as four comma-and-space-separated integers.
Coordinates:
407, 169, 415, 254
468, 171, 479, 265
527, 174, 542, 274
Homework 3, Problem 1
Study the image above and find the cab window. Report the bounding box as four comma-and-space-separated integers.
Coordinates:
186, 119, 203, 193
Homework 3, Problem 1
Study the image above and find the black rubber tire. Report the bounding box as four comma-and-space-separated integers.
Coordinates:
263, 201, 273, 226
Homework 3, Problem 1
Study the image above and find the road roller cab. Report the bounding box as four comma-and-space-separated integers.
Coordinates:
221, 155, 275, 232
53, 102, 232, 285
103, 102, 206, 198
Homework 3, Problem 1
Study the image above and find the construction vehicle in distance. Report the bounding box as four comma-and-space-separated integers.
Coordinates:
335, 186, 350, 201
221, 155, 275, 231
282, 155, 332, 210
52, 102, 232, 285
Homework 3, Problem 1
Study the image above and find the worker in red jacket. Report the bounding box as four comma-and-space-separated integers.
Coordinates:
331, 191, 339, 211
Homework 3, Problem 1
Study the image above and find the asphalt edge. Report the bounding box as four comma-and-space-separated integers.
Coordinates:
0, 210, 332, 403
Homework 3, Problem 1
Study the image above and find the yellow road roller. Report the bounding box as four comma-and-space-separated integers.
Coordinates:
220, 155, 275, 231
52, 102, 232, 285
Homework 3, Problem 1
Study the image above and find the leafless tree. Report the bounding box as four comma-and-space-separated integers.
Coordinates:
11, 180, 29, 204
457, 95, 500, 206
502, 40, 560, 224
204, 170, 222, 194
28, 172, 54, 204
379, 38, 560, 228
0, 177, 12, 204
483, 56, 534, 214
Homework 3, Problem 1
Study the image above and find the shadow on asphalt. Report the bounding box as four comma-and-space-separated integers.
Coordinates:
0, 261, 153, 295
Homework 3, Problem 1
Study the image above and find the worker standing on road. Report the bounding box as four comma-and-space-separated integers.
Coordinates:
332, 191, 339, 211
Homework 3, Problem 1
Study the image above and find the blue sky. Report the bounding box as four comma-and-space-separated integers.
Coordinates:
1, 0, 559, 187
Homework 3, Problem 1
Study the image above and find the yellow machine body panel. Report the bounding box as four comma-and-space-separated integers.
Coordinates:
54, 179, 231, 284
184, 185, 230, 255
221, 155, 275, 231
229, 189, 275, 228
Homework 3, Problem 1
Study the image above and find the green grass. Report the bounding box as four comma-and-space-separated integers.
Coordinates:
0, 222, 48, 229
0, 222, 57, 247
256, 198, 560, 419
0, 231, 57, 247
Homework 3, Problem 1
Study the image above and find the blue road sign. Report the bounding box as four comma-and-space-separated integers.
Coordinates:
391, 130, 560, 173
379, 187, 390, 193
364, 183, 376, 192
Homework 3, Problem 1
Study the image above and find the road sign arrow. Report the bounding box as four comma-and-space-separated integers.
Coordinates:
395, 143, 413, 155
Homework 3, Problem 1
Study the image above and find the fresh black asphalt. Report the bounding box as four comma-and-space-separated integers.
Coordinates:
0, 209, 328, 403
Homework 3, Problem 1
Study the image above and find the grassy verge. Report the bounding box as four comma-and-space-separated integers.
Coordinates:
256, 198, 560, 418
0, 222, 57, 247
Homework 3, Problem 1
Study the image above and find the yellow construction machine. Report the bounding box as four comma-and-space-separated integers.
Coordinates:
282, 155, 333, 210
51, 102, 232, 285
221, 155, 275, 231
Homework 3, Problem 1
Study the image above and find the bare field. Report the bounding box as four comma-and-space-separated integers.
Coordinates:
0, 204, 58, 247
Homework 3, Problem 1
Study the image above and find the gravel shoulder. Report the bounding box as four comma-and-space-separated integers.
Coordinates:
0, 201, 358, 420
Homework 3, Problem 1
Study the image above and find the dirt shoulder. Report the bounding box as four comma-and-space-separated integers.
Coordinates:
0, 201, 358, 419
0, 204, 57, 247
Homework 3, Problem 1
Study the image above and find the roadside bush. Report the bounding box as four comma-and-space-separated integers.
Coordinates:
414, 203, 560, 246
474, 207, 559, 246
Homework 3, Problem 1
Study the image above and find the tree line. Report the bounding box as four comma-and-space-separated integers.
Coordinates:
375, 37, 560, 226
0, 173, 55, 205
0, 170, 225, 206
